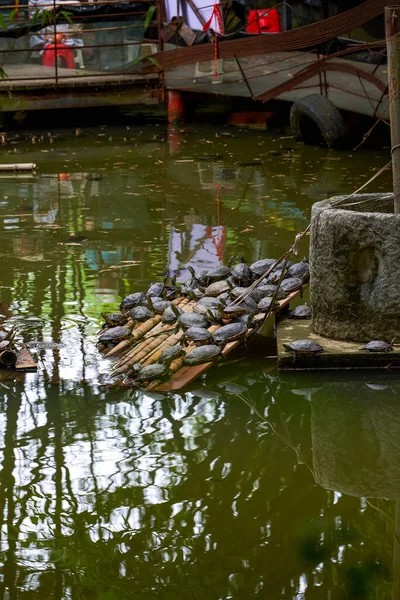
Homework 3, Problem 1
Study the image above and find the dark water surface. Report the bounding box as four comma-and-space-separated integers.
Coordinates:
0, 123, 398, 599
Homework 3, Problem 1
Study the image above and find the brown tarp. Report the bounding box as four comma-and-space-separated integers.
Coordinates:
148, 0, 399, 71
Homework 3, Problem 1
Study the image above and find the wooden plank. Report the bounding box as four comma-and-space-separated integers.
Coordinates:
277, 319, 400, 370
15, 346, 37, 371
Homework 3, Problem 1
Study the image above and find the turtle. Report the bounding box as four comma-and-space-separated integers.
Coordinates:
231, 261, 251, 285
187, 288, 205, 301
159, 344, 186, 365
230, 286, 250, 299
183, 344, 222, 366
130, 306, 154, 322
281, 277, 303, 293
217, 291, 232, 305
120, 292, 146, 312
250, 258, 276, 278
288, 258, 310, 280
184, 326, 213, 346
163, 274, 181, 299
176, 312, 209, 331
205, 265, 231, 282
147, 297, 172, 315
162, 304, 183, 324
131, 362, 170, 383
362, 339, 395, 352
147, 281, 165, 298
289, 303, 312, 320
98, 325, 131, 345
218, 302, 248, 319
212, 322, 248, 347
187, 265, 208, 287
101, 312, 128, 328
258, 296, 279, 313
283, 339, 324, 359
204, 280, 232, 297
266, 269, 286, 285
197, 296, 220, 309
247, 288, 267, 303
258, 284, 287, 300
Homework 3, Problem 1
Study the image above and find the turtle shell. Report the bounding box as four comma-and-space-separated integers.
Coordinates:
250, 258, 276, 277
134, 363, 169, 382
130, 306, 154, 322
212, 322, 248, 344
98, 326, 131, 344
289, 303, 312, 319
184, 327, 213, 344
159, 344, 185, 364
120, 292, 146, 311
281, 277, 303, 293
258, 296, 277, 312
183, 344, 222, 366
363, 340, 392, 352
197, 296, 220, 309
147, 282, 165, 298
204, 281, 231, 297
149, 298, 172, 314
231, 262, 251, 284
230, 286, 250, 299
162, 305, 183, 324
258, 284, 287, 300
285, 339, 323, 354
205, 265, 231, 281
177, 312, 209, 330
101, 312, 127, 327
288, 261, 310, 280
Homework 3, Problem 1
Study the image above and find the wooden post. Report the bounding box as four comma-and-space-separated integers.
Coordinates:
385, 6, 400, 213
167, 90, 185, 124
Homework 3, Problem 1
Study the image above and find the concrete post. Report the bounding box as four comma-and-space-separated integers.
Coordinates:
385, 6, 400, 214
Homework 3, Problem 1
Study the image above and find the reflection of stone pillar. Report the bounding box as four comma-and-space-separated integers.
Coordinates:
310, 381, 400, 599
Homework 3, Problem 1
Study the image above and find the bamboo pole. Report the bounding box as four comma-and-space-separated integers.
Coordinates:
386, 6, 400, 213
0, 163, 36, 171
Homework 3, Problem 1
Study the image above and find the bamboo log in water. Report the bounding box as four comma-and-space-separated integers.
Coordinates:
105, 297, 189, 358
110, 299, 196, 374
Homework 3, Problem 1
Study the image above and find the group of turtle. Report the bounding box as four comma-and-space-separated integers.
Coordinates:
98, 254, 311, 384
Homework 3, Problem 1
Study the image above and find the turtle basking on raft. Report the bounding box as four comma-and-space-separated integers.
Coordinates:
362, 338, 396, 352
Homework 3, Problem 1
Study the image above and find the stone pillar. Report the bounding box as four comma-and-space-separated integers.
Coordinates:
310, 193, 400, 341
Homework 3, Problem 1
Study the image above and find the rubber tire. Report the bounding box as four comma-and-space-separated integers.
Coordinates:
290, 94, 350, 149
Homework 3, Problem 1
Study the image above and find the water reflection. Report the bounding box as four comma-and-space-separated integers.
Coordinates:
0, 125, 396, 598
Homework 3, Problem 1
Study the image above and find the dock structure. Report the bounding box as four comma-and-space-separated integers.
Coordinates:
278, 319, 400, 371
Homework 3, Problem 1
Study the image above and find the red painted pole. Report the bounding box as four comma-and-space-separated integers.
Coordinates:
167, 90, 185, 124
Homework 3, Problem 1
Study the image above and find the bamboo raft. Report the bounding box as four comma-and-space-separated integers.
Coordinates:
101, 289, 304, 391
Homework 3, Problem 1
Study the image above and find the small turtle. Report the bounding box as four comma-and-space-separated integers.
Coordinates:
283, 339, 324, 359
230, 286, 250, 299
258, 284, 287, 300
205, 265, 231, 282
217, 291, 232, 305
101, 312, 128, 328
184, 326, 213, 346
281, 277, 303, 293
231, 261, 251, 285
159, 344, 186, 365
98, 325, 131, 345
288, 258, 310, 280
266, 269, 286, 285
162, 304, 183, 324
212, 322, 248, 347
176, 312, 209, 331
132, 363, 170, 383
187, 288, 205, 301
289, 303, 312, 320
120, 292, 146, 312
187, 266, 208, 287
258, 296, 279, 313
248, 288, 267, 303
147, 297, 172, 315
147, 281, 165, 298
362, 339, 395, 352
250, 258, 276, 278
183, 344, 222, 366
130, 306, 154, 322
204, 280, 232, 297
197, 296, 220, 309
218, 302, 248, 319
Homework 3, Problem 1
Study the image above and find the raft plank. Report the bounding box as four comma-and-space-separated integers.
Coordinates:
277, 319, 400, 370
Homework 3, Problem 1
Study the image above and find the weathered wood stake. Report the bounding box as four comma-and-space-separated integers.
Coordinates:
386, 6, 400, 213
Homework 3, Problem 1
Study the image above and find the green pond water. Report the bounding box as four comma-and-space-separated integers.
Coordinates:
0, 121, 399, 599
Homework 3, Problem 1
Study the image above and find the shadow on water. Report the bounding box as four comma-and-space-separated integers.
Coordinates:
0, 124, 397, 598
